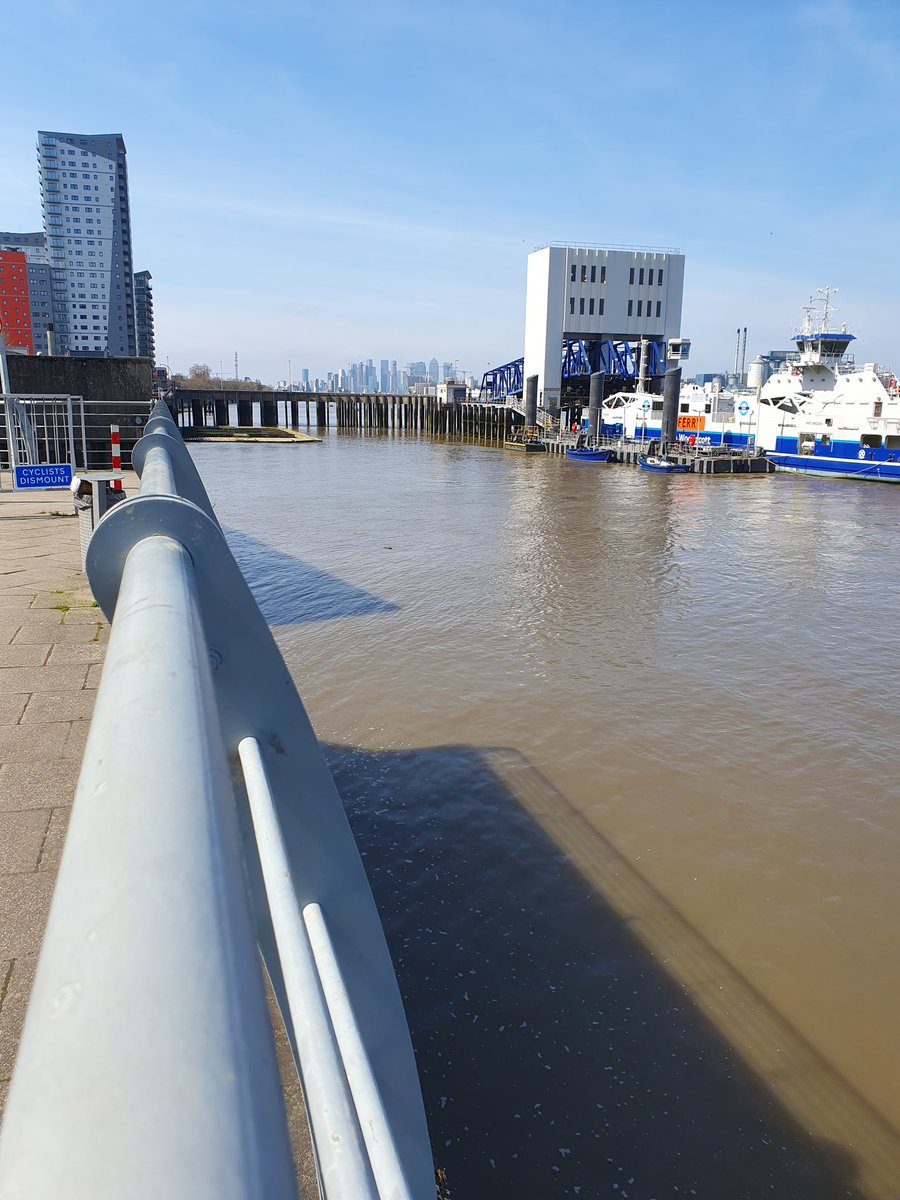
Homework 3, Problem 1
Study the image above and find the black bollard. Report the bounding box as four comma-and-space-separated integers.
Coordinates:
525, 375, 538, 428
588, 370, 605, 441
660, 366, 682, 452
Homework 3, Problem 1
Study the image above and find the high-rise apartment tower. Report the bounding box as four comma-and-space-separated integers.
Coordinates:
133, 270, 155, 360
37, 131, 136, 356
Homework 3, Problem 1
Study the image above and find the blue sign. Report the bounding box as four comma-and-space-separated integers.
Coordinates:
14, 463, 73, 489
738, 400, 751, 417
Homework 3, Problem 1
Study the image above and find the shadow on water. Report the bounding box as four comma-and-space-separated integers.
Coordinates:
323, 742, 900, 1200
222, 527, 398, 625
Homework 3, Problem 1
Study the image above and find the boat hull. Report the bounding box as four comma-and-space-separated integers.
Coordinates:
767, 452, 900, 482
637, 454, 692, 474
565, 448, 610, 462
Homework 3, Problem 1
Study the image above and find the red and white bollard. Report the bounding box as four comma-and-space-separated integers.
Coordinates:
110, 425, 122, 489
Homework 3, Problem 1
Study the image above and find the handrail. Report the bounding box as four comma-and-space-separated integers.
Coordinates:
0, 401, 433, 1199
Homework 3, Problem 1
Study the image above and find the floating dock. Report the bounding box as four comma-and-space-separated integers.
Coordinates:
609, 442, 774, 474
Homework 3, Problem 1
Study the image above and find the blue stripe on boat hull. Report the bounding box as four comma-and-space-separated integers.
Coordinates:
767, 453, 900, 482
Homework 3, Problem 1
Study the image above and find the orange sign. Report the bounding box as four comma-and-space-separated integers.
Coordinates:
677, 415, 706, 432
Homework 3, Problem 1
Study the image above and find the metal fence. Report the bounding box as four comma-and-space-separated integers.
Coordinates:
0, 401, 434, 1199
0, 394, 151, 474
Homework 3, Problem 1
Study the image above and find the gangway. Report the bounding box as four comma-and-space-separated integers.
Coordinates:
0, 401, 435, 1200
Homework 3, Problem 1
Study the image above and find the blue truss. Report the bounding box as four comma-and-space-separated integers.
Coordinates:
478, 358, 524, 402
479, 339, 666, 400
561, 338, 665, 381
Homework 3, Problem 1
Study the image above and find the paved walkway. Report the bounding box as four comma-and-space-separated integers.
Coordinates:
0, 469, 317, 1197
0, 474, 111, 1116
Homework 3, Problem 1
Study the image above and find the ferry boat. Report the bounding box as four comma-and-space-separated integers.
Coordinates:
602, 291, 900, 482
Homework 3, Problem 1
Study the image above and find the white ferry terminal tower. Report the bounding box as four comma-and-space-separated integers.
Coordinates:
523, 243, 686, 411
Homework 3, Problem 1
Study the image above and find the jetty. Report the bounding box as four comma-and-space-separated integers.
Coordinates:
167, 387, 778, 474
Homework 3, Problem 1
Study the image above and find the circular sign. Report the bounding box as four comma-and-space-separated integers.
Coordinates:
641, 399, 651, 412
738, 400, 750, 417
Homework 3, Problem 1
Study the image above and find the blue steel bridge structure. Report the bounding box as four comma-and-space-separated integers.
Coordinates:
478, 337, 668, 404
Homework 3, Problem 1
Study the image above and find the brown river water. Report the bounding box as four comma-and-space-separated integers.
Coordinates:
191, 431, 900, 1199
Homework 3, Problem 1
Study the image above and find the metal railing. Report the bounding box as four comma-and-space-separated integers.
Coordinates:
0, 401, 434, 1199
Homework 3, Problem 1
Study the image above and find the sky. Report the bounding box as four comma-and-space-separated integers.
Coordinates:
1, 0, 898, 382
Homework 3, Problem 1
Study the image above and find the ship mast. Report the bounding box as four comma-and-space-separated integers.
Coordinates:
817, 286, 838, 333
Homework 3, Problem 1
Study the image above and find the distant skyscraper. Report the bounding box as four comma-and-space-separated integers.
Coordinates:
380, 358, 389, 392
428, 357, 439, 384
442, 361, 454, 381
0, 232, 55, 353
133, 270, 155, 360
37, 130, 136, 356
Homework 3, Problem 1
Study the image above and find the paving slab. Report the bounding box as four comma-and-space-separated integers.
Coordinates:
0, 760, 81, 811
46, 641, 106, 665
0, 695, 28, 726
0, 644, 52, 668
0, 874, 57, 960
20, 690, 99, 723
12, 622, 101, 644
0, 810, 53, 874
0, 722, 72, 763
0, 665, 88, 692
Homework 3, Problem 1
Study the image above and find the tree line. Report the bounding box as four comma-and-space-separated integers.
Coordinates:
171, 363, 268, 391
